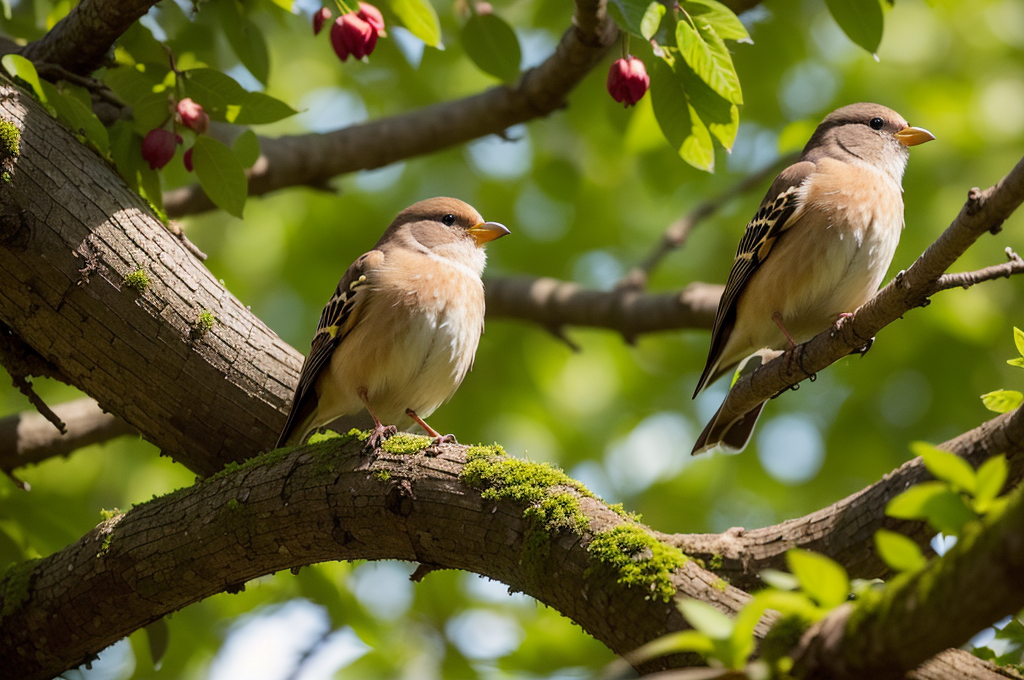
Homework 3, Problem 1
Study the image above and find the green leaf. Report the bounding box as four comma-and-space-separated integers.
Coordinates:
232, 129, 261, 168
886, 481, 977, 536
677, 60, 739, 150
2, 54, 47, 103
682, 0, 750, 42
759, 569, 799, 591
1008, 357, 1024, 368
786, 549, 848, 609
608, 0, 654, 36
874, 529, 926, 572
676, 18, 742, 105
267, 0, 293, 9
192, 136, 248, 218
649, 59, 715, 171
39, 82, 110, 155
678, 599, 734, 639
824, 0, 884, 54
912, 441, 976, 494
389, 0, 442, 48
131, 91, 175, 136
183, 68, 247, 123
732, 590, 821, 667
224, 16, 270, 85
641, 2, 666, 41
229, 92, 298, 125
461, 13, 521, 83
109, 120, 142, 192
1014, 327, 1024, 357
974, 454, 1008, 512
628, 630, 715, 664
981, 390, 1024, 414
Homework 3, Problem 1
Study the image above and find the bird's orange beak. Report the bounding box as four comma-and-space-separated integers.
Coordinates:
894, 126, 935, 147
468, 221, 510, 246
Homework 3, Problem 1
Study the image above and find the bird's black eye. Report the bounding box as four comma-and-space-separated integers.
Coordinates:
869, 117, 884, 130
441, 213, 456, 226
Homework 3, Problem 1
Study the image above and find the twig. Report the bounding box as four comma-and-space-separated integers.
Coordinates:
618, 152, 800, 291
0, 323, 71, 434
933, 247, 1024, 292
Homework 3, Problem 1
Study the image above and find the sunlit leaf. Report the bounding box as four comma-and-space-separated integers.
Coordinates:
874, 529, 926, 572
389, 0, 442, 48
461, 13, 521, 82
1014, 327, 1024, 357
39, 82, 110, 155
650, 59, 715, 171
677, 60, 738, 150
786, 549, 848, 609
1008, 357, 1024, 368
981, 390, 1023, 414
912, 441, 976, 494
2, 54, 48, 103
973, 454, 1008, 512
678, 599, 734, 639
192, 136, 248, 218
676, 18, 742, 104
641, 2, 666, 40
682, 0, 750, 42
886, 481, 976, 536
759, 569, 799, 591
824, 0, 884, 54
627, 629, 715, 664
608, 0, 653, 36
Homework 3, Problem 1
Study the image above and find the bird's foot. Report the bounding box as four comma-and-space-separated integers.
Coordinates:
364, 424, 398, 451
425, 433, 458, 455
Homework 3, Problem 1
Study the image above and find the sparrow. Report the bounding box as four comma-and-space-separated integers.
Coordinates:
691, 103, 934, 455
277, 197, 510, 449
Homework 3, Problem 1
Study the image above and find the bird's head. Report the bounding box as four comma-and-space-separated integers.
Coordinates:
804, 103, 935, 182
383, 197, 510, 274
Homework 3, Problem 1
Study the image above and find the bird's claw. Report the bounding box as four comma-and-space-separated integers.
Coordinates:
425, 433, 458, 455
364, 424, 398, 451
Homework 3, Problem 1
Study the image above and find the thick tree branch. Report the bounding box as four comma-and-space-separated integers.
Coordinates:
162, 0, 619, 216
485, 277, 721, 341
709, 155, 1024, 438
0, 397, 136, 480
0, 81, 299, 476
789, 475, 1024, 679
0, 437, 759, 680
18, 0, 159, 75
672, 406, 1024, 591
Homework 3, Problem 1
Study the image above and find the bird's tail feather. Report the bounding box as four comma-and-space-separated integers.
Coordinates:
691, 401, 765, 455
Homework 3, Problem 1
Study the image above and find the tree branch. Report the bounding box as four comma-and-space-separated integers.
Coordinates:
484, 277, 721, 341
18, 0, 159, 75
0, 437, 759, 680
708, 155, 1024, 438
672, 405, 1024, 591
790, 475, 1024, 680
162, 0, 619, 216
0, 397, 136, 481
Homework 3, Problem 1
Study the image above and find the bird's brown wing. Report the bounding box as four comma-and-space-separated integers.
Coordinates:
692, 161, 817, 397
276, 250, 384, 447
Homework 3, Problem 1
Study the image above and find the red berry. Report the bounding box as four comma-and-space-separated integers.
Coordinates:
176, 98, 209, 135
313, 7, 332, 35
184, 147, 194, 172
357, 2, 385, 36
330, 13, 378, 62
141, 129, 179, 170
606, 57, 649, 108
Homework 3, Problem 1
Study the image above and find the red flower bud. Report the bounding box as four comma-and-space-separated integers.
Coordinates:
176, 98, 210, 134
141, 129, 179, 170
313, 7, 332, 35
184, 147, 194, 172
357, 3, 385, 36
330, 13, 378, 61
607, 56, 649, 108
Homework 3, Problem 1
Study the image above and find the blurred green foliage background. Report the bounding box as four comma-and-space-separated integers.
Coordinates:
2, 0, 1024, 677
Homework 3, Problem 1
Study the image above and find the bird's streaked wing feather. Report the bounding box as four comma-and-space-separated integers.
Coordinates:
276, 250, 384, 447
693, 161, 816, 396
